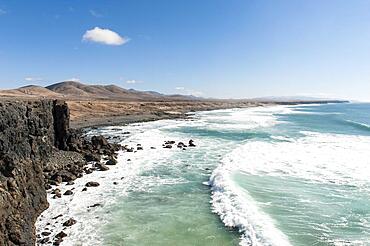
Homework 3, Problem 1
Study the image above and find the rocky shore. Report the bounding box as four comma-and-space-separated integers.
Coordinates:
0, 98, 348, 245
0, 100, 122, 246
0, 98, 200, 245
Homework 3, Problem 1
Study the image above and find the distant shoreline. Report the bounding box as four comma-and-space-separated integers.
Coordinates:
68, 100, 349, 129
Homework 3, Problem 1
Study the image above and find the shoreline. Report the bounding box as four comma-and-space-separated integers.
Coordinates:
35, 115, 204, 245
34, 101, 355, 245
0, 99, 348, 245
34, 103, 299, 245
67, 100, 267, 129
68, 100, 348, 129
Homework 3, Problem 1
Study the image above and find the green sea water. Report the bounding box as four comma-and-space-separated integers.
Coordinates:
87, 103, 370, 246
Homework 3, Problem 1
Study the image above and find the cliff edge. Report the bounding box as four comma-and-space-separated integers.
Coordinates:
0, 100, 68, 245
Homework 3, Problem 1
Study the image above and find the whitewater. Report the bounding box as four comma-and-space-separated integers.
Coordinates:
36, 103, 370, 246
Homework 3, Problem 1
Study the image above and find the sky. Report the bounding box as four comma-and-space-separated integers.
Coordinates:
1, 0, 370, 101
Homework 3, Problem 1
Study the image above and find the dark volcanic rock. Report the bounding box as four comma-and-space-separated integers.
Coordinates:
84, 153, 100, 162
85, 181, 100, 187
62, 218, 76, 227
41, 231, 51, 236
0, 99, 121, 245
0, 100, 54, 245
55, 231, 67, 239
91, 135, 109, 148
63, 190, 73, 195
189, 139, 196, 147
53, 100, 70, 150
105, 158, 117, 165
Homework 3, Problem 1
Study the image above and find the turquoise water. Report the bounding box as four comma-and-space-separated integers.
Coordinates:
95, 103, 370, 246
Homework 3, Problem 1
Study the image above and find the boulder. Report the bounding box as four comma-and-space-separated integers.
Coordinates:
106, 159, 117, 165
91, 136, 109, 148
57, 170, 77, 182
62, 218, 76, 227
85, 182, 100, 187
41, 231, 51, 236
84, 153, 100, 162
189, 139, 196, 147
177, 142, 187, 148
55, 231, 67, 239
63, 190, 73, 195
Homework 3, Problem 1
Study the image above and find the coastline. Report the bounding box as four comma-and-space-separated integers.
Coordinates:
0, 99, 350, 245
34, 102, 333, 245
67, 100, 267, 129
67, 100, 348, 129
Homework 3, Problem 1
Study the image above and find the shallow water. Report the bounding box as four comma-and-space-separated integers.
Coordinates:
36, 103, 370, 246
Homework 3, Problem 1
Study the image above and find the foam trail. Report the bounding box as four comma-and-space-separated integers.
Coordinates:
345, 120, 370, 131
210, 130, 370, 245
209, 153, 293, 246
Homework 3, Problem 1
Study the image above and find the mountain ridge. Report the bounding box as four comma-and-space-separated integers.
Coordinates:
0, 81, 200, 101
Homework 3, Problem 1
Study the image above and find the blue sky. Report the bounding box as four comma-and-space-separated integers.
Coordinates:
0, 0, 370, 100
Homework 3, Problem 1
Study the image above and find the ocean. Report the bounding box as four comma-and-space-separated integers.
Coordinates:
37, 103, 370, 246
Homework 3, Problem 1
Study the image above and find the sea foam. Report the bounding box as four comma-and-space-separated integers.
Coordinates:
209, 130, 370, 245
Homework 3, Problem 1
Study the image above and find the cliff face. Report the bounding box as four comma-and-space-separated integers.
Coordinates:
0, 100, 69, 245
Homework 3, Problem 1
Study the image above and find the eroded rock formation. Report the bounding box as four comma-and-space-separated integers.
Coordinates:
0, 100, 56, 245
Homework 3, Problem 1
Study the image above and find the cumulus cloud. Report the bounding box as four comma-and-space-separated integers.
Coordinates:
25, 77, 43, 82
82, 27, 129, 46
175, 87, 185, 90
0, 9, 6, 15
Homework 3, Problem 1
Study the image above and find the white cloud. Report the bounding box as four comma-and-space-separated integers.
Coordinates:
126, 80, 142, 84
175, 86, 203, 97
82, 27, 128, 46
66, 78, 80, 82
89, 10, 103, 17
24, 77, 43, 82
0, 9, 6, 15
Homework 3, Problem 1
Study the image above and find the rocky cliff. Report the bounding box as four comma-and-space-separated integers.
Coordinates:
0, 100, 69, 245
0, 99, 122, 246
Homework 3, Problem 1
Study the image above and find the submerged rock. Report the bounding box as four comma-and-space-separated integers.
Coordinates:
189, 139, 196, 147
62, 218, 77, 227
63, 190, 73, 195
106, 158, 117, 165
41, 231, 51, 236
85, 181, 100, 187
55, 231, 67, 239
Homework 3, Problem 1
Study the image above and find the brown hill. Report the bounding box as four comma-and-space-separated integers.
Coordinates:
46, 81, 158, 100
0, 81, 199, 101
0, 85, 61, 98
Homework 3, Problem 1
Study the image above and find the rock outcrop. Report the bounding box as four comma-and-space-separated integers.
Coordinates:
0, 99, 122, 246
0, 100, 56, 245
